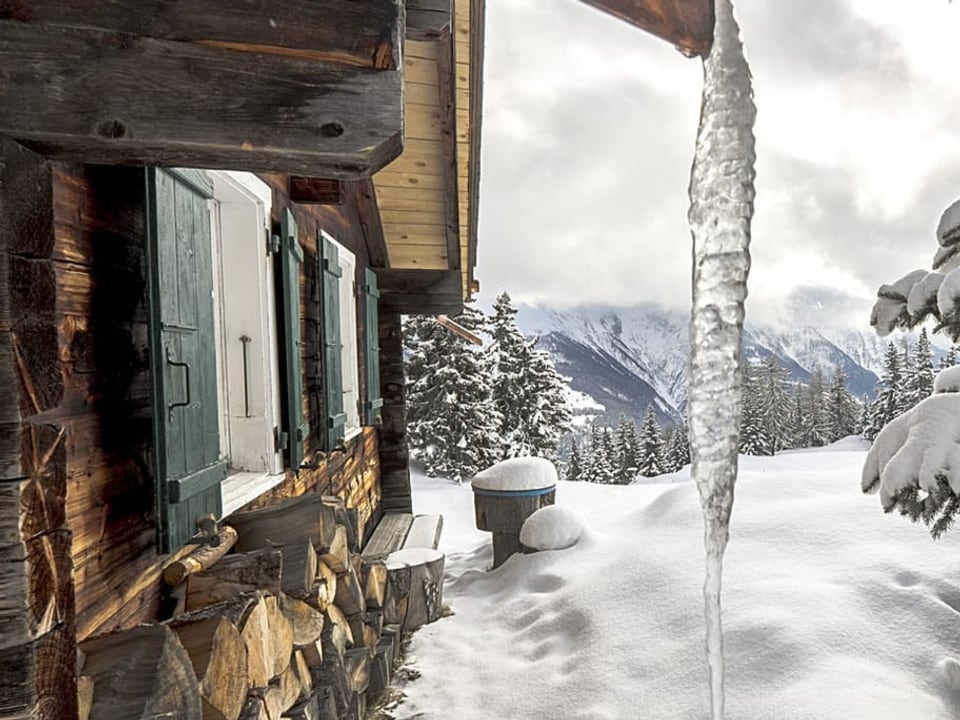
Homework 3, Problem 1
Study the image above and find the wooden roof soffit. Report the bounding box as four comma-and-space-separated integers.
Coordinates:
0, 0, 405, 177
577, 0, 715, 57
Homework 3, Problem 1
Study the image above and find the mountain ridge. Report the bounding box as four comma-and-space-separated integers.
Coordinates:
514, 302, 930, 427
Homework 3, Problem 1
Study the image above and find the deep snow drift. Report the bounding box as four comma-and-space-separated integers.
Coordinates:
394, 439, 960, 719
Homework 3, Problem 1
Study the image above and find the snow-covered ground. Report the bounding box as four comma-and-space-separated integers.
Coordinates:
395, 439, 960, 719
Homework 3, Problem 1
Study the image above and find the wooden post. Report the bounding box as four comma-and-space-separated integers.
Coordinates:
378, 310, 412, 513
0, 137, 77, 719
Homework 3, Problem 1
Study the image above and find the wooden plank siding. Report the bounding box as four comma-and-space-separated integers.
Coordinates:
34, 166, 388, 644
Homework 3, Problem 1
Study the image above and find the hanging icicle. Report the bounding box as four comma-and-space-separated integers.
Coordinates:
686, 0, 757, 718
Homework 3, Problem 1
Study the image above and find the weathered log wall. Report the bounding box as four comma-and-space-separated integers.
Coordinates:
0, 138, 77, 719
46, 167, 387, 641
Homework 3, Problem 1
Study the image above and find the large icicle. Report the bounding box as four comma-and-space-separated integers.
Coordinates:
686, 0, 756, 718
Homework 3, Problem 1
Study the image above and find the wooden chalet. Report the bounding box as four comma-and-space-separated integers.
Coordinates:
0, 1, 483, 717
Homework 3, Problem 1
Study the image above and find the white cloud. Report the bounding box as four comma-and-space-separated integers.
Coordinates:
475, 0, 960, 329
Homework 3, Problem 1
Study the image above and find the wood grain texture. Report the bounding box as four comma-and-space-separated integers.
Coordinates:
80, 624, 201, 720
0, 21, 403, 177
578, 0, 715, 56
1, 0, 402, 69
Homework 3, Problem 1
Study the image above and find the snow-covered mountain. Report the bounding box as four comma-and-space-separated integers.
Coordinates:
515, 302, 924, 426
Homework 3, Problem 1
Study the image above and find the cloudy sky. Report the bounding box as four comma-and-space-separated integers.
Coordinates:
475, 0, 960, 328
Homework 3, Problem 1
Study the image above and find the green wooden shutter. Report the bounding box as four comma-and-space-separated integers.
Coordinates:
145, 168, 226, 553
320, 233, 346, 449
280, 209, 309, 471
363, 268, 383, 425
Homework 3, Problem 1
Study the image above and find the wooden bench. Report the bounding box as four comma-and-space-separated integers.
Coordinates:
361, 512, 443, 562
360, 512, 444, 632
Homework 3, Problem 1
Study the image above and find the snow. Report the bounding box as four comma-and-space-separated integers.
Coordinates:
862, 393, 960, 506
934, 365, 960, 394
870, 295, 908, 337
880, 269, 929, 301
471, 457, 558, 492
937, 267, 960, 319
934, 243, 960, 273
936, 198, 960, 246
907, 271, 945, 316
397, 444, 960, 719
519, 505, 586, 551
385, 547, 444, 570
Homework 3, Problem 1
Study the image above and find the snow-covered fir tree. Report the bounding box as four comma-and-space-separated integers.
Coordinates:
580, 424, 618, 484
865, 341, 905, 440
487, 292, 571, 460
901, 328, 934, 411
403, 307, 502, 482
614, 414, 639, 484
758, 356, 793, 453
565, 438, 583, 482
739, 363, 771, 455
824, 369, 860, 442
636, 406, 664, 477
662, 422, 690, 472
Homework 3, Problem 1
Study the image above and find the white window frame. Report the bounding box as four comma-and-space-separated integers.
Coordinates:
322, 231, 362, 441
207, 171, 286, 515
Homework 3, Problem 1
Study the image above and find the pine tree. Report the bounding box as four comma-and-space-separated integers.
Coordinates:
739, 362, 771, 455
824, 369, 860, 442
404, 307, 502, 482
902, 328, 934, 411
759, 356, 793, 453
487, 292, 571, 459
865, 342, 904, 440
565, 438, 583, 482
663, 422, 691, 472
636, 406, 664, 477
615, 414, 639, 484
939, 344, 959, 370
582, 424, 618, 484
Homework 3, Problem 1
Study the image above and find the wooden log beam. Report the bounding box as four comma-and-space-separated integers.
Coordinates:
353, 180, 390, 270
577, 0, 715, 57
0, 20, 404, 177
407, 0, 453, 41
2, 1, 402, 69
290, 177, 344, 205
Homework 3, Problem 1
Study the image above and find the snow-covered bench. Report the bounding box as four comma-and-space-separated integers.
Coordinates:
361, 512, 445, 631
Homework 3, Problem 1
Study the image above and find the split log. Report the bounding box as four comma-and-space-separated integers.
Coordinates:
266, 662, 305, 715
319, 525, 349, 574
334, 563, 366, 616
347, 688, 366, 720
362, 610, 384, 642
321, 496, 359, 552
362, 562, 387, 609
77, 675, 94, 720
347, 614, 379, 657
385, 548, 445, 630
316, 654, 349, 719
315, 561, 338, 610
381, 624, 402, 665
282, 696, 319, 720
169, 614, 248, 720
300, 638, 323, 669
264, 595, 294, 678
281, 541, 318, 597
279, 594, 325, 648
343, 649, 370, 695
292, 649, 313, 698
163, 526, 239, 585
313, 687, 338, 720
186, 549, 282, 611
368, 636, 394, 697
80, 624, 201, 720
381, 562, 409, 628
230, 495, 337, 552
238, 596, 274, 689
238, 695, 268, 720
322, 605, 353, 662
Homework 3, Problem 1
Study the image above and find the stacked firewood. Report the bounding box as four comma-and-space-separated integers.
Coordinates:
76, 494, 422, 720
